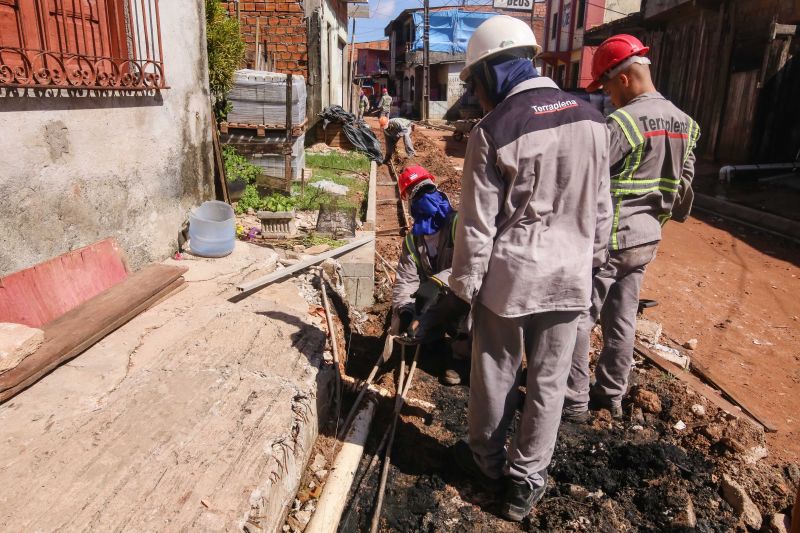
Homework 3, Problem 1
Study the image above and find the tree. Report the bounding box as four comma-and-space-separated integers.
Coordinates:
206, 0, 245, 121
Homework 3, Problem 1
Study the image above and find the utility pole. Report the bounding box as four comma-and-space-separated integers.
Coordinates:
349, 18, 356, 112
423, 0, 430, 122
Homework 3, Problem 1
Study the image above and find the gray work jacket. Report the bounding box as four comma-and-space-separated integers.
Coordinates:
606, 92, 699, 250
385, 118, 412, 138
392, 211, 458, 313
380, 95, 392, 112
450, 77, 612, 317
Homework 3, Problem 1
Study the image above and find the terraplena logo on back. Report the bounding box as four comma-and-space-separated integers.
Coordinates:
531, 100, 578, 115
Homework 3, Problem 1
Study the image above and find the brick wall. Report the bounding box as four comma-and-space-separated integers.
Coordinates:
222, 1, 309, 76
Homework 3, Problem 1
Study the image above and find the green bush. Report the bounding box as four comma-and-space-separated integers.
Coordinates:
263, 192, 297, 212
206, 0, 245, 121
235, 187, 298, 215
223, 146, 261, 184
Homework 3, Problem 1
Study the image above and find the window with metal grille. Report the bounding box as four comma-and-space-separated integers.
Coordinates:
0, 0, 166, 90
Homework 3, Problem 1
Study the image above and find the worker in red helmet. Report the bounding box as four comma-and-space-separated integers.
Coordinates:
391, 165, 469, 385
563, 34, 700, 423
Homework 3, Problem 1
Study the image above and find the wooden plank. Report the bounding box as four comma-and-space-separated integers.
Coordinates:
234, 236, 374, 296
690, 360, 778, 433
0, 238, 129, 328
0, 265, 187, 402
211, 106, 231, 204
633, 343, 764, 430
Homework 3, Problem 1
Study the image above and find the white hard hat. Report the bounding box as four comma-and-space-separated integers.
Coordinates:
460, 15, 541, 81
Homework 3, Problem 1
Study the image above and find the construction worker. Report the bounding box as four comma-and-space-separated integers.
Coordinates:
380, 116, 416, 164
426, 15, 612, 521
379, 87, 392, 118
391, 165, 468, 385
358, 89, 369, 120
563, 34, 700, 423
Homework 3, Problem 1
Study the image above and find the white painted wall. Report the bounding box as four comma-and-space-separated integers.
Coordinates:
0, 0, 214, 274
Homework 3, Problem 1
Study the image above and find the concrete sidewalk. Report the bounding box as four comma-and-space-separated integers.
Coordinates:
0, 242, 333, 532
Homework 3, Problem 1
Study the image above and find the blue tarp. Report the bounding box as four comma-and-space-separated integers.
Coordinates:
410, 10, 498, 54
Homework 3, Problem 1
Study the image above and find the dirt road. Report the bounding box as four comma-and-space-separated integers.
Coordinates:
417, 125, 800, 464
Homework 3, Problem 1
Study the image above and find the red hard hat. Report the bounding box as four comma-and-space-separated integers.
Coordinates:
382, 88, 388, 93
587, 34, 649, 92
398, 165, 435, 199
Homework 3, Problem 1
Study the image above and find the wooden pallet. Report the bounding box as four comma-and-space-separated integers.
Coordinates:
220, 119, 307, 137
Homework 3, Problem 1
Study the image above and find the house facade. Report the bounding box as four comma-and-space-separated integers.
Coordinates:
384, 6, 547, 118
0, 0, 215, 275
223, 0, 351, 126
539, 0, 641, 88
353, 40, 390, 98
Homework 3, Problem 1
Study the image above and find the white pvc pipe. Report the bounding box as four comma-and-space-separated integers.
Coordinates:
305, 397, 378, 533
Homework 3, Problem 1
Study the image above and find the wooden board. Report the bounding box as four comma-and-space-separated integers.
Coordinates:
221, 119, 307, 137
633, 343, 763, 429
0, 264, 187, 403
0, 238, 129, 328
691, 360, 778, 433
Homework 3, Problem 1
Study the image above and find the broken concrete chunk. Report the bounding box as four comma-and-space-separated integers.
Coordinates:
720, 474, 763, 530
652, 343, 691, 369
671, 496, 697, 529
741, 445, 768, 465
691, 404, 706, 417
309, 180, 348, 196
310, 453, 326, 472
635, 318, 662, 345
568, 484, 590, 501
766, 513, 789, 533
683, 338, 698, 350
0, 322, 44, 374
633, 389, 662, 414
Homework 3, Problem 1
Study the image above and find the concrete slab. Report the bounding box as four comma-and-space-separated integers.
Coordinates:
0, 242, 333, 533
338, 231, 375, 309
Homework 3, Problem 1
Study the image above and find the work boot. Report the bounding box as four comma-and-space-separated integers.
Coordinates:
561, 407, 591, 424
441, 354, 468, 386
451, 440, 501, 489
500, 473, 547, 522
589, 393, 623, 419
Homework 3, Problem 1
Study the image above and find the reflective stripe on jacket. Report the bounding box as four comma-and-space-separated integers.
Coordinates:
607, 92, 700, 250
392, 211, 458, 313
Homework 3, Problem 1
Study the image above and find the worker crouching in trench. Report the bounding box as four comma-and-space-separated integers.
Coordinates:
390, 165, 470, 386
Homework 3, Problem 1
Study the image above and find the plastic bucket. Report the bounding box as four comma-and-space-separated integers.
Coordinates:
188, 200, 236, 257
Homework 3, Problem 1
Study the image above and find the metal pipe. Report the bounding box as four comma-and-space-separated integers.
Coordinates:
719, 163, 799, 185
319, 271, 342, 426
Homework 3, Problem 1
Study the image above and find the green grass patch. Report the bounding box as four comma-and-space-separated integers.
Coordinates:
301, 150, 370, 219
303, 234, 347, 249
306, 151, 370, 174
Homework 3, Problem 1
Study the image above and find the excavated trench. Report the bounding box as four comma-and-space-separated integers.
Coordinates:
286, 128, 798, 532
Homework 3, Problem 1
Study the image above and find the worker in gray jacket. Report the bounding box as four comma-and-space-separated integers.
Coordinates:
381, 117, 416, 164
421, 16, 612, 522
392, 165, 468, 385
563, 35, 699, 422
